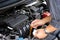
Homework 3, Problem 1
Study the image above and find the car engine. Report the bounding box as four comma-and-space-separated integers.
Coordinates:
0, 0, 60, 40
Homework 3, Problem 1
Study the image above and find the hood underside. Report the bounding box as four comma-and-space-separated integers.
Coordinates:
0, 0, 25, 10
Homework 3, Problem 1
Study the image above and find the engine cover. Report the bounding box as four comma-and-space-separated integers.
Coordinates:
4, 15, 28, 29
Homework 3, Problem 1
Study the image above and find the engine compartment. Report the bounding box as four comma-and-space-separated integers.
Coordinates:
0, 0, 60, 40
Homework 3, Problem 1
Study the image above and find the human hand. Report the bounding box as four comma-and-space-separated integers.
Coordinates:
33, 29, 47, 39
30, 19, 45, 28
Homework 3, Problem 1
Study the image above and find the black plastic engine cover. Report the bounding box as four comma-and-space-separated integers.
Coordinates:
4, 15, 28, 29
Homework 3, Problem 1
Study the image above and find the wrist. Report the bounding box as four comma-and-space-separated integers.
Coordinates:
44, 28, 50, 34
42, 16, 52, 24
45, 25, 57, 33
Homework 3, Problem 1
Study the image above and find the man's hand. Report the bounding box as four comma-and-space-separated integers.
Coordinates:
34, 29, 47, 39
30, 12, 51, 28
30, 19, 45, 28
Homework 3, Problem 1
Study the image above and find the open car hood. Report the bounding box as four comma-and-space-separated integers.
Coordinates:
0, 0, 25, 10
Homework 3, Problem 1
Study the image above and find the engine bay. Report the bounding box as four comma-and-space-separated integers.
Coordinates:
0, 0, 60, 40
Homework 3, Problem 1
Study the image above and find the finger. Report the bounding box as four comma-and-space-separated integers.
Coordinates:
30, 22, 39, 28
30, 22, 36, 27
32, 24, 42, 28
30, 24, 37, 28
33, 25, 38, 28
33, 22, 41, 27
31, 19, 40, 24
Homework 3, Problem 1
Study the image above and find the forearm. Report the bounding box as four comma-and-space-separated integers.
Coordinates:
45, 24, 57, 33
42, 16, 52, 24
